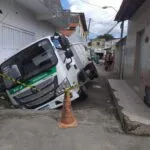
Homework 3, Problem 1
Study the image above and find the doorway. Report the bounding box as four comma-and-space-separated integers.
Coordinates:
134, 29, 145, 92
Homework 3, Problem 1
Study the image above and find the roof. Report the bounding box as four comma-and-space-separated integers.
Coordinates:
71, 12, 88, 32
115, 0, 146, 21
60, 12, 88, 37
60, 23, 79, 37
60, 30, 75, 37
79, 13, 88, 32
16, 0, 70, 28
116, 36, 127, 46
69, 23, 79, 28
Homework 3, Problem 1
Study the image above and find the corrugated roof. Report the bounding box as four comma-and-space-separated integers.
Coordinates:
115, 0, 146, 21
69, 23, 79, 28
60, 23, 79, 37
60, 30, 75, 37
71, 12, 88, 32
116, 36, 127, 46
79, 13, 88, 32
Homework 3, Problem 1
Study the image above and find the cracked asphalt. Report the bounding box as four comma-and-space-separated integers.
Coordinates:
0, 65, 150, 150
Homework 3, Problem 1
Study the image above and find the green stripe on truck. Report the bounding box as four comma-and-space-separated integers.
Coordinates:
8, 66, 57, 95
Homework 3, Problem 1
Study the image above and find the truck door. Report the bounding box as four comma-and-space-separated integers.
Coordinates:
52, 38, 79, 86
59, 50, 79, 86
65, 54, 79, 86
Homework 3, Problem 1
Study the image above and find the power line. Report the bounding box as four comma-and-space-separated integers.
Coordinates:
0, 0, 11, 23
90, 19, 111, 23
0, 12, 9, 23
79, 0, 111, 16
79, 0, 102, 8
89, 16, 115, 22
86, 13, 115, 22
90, 32, 100, 35
87, 18, 117, 28
91, 21, 115, 26
89, 22, 119, 37
106, 22, 119, 34
38, 0, 69, 27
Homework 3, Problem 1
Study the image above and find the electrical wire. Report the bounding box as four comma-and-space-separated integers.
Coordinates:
106, 22, 119, 34
89, 16, 118, 25
79, 0, 102, 8
38, 0, 69, 27
38, 0, 63, 15
88, 23, 119, 38
0, 0, 11, 23
89, 17, 116, 23
89, 19, 119, 36
79, 0, 112, 16
0, 12, 9, 23
91, 21, 115, 26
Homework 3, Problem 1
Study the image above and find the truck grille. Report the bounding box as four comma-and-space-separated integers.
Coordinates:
13, 76, 58, 109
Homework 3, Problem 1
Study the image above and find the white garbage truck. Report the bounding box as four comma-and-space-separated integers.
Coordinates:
69, 32, 98, 81
0, 34, 88, 110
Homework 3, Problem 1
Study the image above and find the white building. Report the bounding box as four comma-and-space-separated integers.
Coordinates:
61, 13, 89, 69
0, 0, 69, 61
115, 0, 149, 97
104, 39, 120, 52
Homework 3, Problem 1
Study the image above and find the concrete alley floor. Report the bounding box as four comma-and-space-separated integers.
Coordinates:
0, 64, 150, 150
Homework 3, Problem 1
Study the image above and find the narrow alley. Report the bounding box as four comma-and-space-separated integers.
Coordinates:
1, 0, 150, 149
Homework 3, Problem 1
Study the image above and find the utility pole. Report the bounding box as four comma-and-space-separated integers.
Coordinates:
119, 21, 124, 79
87, 18, 92, 41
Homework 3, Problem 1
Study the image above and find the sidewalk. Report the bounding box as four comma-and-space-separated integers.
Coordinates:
108, 79, 150, 136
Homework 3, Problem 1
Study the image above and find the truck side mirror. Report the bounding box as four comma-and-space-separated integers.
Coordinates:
65, 50, 74, 59
52, 33, 70, 50
59, 35, 70, 50
51, 38, 62, 50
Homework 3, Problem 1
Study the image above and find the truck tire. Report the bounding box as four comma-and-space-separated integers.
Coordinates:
78, 71, 88, 99
94, 70, 99, 78
92, 64, 99, 78
79, 85, 88, 99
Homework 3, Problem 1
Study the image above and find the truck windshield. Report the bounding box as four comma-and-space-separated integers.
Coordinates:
0, 39, 58, 89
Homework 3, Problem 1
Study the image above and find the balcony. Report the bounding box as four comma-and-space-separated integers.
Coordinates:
16, 0, 70, 28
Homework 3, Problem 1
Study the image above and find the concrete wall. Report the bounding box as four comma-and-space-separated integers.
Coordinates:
0, 0, 56, 38
0, 0, 56, 61
69, 26, 89, 69
114, 45, 121, 73
124, 0, 150, 97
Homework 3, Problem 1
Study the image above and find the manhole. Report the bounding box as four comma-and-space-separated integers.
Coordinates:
93, 85, 102, 89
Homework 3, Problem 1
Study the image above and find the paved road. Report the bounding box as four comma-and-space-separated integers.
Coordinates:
0, 65, 150, 150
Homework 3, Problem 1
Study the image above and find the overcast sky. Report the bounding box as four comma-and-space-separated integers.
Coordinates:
62, 0, 127, 39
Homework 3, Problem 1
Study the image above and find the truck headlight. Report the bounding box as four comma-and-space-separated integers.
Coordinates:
56, 78, 70, 96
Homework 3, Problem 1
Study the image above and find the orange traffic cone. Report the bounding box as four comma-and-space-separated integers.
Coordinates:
58, 90, 77, 128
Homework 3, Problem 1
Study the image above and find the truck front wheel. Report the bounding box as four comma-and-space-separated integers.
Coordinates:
79, 84, 88, 99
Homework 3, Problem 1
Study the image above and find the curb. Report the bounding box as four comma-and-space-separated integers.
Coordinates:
107, 80, 150, 136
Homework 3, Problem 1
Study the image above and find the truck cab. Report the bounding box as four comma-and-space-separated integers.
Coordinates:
0, 35, 81, 110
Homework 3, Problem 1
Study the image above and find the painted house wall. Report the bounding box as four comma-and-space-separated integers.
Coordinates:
114, 45, 121, 73
69, 26, 88, 69
0, 0, 56, 62
114, 38, 126, 74
124, 0, 150, 97
78, 17, 87, 40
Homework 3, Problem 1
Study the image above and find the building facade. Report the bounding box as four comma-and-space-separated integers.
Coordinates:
115, 0, 149, 97
114, 37, 127, 74
88, 39, 105, 55
0, 0, 69, 62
